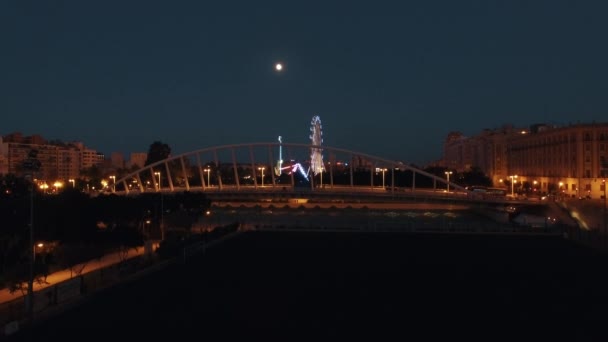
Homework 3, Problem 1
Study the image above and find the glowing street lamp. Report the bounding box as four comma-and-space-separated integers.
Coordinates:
444, 171, 453, 192
320, 164, 324, 188
381, 168, 388, 189
53, 181, 63, 193
204, 168, 211, 187
258, 167, 265, 187
509, 175, 518, 197
109, 175, 116, 192
68, 179, 75, 188
154, 172, 161, 191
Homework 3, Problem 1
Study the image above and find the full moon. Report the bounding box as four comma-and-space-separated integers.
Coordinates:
275, 63, 283, 71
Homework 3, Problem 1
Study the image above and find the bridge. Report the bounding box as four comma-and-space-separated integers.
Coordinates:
114, 142, 471, 198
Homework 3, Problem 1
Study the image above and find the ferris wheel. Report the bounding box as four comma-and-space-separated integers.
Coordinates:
309, 115, 323, 176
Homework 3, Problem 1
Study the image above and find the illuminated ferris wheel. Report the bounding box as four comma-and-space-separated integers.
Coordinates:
309, 115, 323, 176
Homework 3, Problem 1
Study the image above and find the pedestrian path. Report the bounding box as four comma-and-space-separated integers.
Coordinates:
0, 248, 144, 305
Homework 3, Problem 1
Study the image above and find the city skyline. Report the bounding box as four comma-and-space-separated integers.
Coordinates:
2, 1, 608, 165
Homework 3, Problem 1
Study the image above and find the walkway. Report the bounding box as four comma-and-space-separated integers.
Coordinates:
0, 247, 145, 305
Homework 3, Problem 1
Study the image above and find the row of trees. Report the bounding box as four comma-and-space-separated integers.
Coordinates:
0, 184, 211, 292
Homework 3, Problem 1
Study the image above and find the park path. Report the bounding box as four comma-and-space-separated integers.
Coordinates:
0, 247, 145, 305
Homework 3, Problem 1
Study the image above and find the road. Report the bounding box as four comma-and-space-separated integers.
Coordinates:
7, 231, 608, 341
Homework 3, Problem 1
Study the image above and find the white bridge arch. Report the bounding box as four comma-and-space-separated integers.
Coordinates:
114, 143, 467, 195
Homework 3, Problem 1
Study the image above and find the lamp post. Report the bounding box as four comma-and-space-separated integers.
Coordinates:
381, 168, 388, 189
258, 167, 265, 187
444, 171, 453, 193
154, 172, 161, 191
53, 181, 63, 194
509, 175, 518, 197
204, 168, 211, 187
69, 178, 75, 188
320, 165, 324, 188
109, 175, 116, 192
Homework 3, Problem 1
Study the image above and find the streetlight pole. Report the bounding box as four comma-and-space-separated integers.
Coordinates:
381, 168, 387, 189
109, 175, 115, 192
320, 166, 323, 188
444, 171, 453, 193
509, 175, 518, 197
204, 168, 211, 188
154, 172, 161, 191
258, 167, 265, 187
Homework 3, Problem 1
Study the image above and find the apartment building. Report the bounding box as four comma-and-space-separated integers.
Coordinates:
509, 123, 608, 198
443, 122, 608, 198
444, 125, 517, 186
0, 133, 104, 181
128, 152, 147, 169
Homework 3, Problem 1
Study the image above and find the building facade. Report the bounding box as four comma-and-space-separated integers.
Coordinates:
444, 125, 518, 186
128, 152, 147, 169
0, 133, 104, 182
443, 123, 608, 199
509, 123, 608, 198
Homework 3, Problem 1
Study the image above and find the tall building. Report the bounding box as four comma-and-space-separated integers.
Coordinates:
72, 142, 104, 169
444, 125, 518, 185
0, 133, 103, 181
443, 122, 608, 198
128, 152, 147, 169
110, 152, 125, 169
509, 123, 608, 198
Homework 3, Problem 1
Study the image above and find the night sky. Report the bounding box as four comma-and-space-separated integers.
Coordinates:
2, 1, 607, 165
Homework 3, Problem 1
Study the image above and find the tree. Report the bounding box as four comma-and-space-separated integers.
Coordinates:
80, 165, 103, 190
54, 243, 105, 278
145, 141, 171, 166
458, 166, 492, 187
105, 226, 144, 264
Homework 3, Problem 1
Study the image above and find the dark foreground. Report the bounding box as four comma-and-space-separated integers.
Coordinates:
9, 231, 608, 341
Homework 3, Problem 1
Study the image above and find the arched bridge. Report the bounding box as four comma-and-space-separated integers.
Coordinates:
114, 143, 468, 197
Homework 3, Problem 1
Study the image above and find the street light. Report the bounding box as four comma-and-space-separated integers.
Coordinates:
319, 165, 324, 188
258, 167, 265, 187
509, 175, 518, 197
204, 168, 211, 187
69, 179, 75, 188
154, 172, 161, 191
444, 171, 453, 193
381, 168, 388, 189
109, 175, 116, 192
